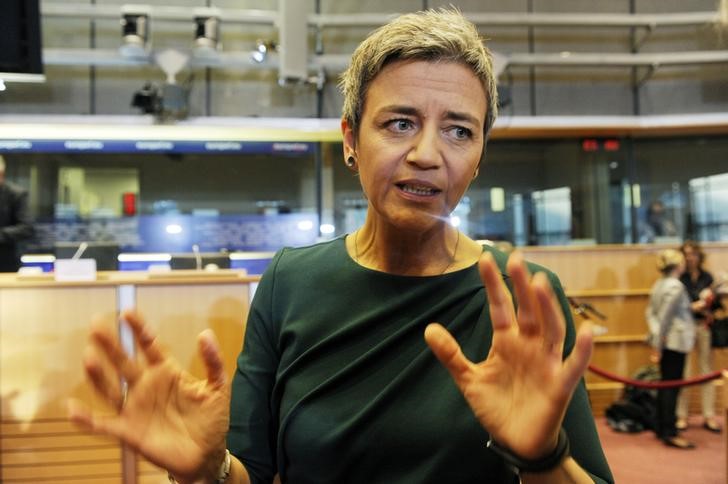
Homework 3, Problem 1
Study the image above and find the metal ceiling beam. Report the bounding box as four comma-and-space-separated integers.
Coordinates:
41, 4, 278, 24
41, 3, 721, 29
43, 48, 728, 71
312, 11, 720, 28
506, 51, 728, 67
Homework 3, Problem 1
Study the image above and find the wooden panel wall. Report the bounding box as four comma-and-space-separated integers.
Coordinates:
522, 243, 728, 415
0, 278, 252, 484
134, 283, 251, 482
0, 287, 121, 483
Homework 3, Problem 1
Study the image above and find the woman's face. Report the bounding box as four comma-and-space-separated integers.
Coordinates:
342, 59, 486, 233
683, 246, 700, 270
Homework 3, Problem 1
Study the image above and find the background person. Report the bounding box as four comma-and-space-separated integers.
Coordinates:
639, 200, 678, 243
0, 155, 34, 272
645, 249, 696, 449
69, 9, 613, 484
676, 240, 720, 432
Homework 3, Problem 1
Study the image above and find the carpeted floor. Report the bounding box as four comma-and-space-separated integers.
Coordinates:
596, 415, 725, 483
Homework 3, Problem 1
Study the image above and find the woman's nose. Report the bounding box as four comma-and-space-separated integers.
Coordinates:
406, 127, 442, 169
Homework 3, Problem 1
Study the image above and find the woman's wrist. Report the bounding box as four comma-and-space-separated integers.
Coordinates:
168, 448, 231, 484
486, 428, 570, 475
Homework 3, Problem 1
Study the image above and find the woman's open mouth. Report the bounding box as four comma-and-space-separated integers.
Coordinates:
396, 183, 441, 197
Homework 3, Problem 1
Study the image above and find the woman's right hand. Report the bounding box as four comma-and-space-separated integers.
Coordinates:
68, 310, 231, 484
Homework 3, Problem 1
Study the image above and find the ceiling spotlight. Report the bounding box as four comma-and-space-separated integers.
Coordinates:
251, 39, 276, 63
193, 7, 221, 53
120, 6, 151, 57
195, 16, 219, 49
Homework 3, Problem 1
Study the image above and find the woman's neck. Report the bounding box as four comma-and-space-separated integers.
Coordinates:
348, 217, 481, 276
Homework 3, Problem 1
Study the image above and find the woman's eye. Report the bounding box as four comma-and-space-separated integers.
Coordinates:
452, 126, 472, 139
389, 119, 413, 131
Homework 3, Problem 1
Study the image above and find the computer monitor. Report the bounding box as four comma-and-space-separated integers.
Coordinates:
169, 252, 231, 270
54, 241, 121, 271
0, 0, 44, 83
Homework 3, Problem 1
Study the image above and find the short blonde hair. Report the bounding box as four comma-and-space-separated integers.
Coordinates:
657, 249, 684, 274
339, 8, 498, 143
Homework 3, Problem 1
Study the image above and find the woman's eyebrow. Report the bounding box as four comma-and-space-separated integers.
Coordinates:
377, 105, 481, 128
377, 105, 420, 117
444, 110, 481, 128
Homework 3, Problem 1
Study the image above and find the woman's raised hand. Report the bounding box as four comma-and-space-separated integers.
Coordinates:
424, 251, 593, 460
68, 310, 231, 483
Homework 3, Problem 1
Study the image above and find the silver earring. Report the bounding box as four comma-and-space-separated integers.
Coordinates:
346, 156, 356, 167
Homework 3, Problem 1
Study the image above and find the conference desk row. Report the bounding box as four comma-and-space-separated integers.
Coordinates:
1, 242, 727, 482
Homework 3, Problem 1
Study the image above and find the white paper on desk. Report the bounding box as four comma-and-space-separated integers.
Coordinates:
54, 258, 97, 281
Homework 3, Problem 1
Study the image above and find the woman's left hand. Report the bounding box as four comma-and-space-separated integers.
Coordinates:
424, 251, 594, 460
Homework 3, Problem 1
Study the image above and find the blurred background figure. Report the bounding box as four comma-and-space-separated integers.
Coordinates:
645, 249, 696, 449
0, 156, 34, 272
640, 200, 678, 243
676, 241, 721, 433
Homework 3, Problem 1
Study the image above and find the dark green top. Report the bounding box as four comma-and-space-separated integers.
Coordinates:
228, 237, 613, 484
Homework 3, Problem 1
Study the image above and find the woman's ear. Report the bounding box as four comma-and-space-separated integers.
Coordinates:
472, 165, 480, 179
341, 118, 356, 160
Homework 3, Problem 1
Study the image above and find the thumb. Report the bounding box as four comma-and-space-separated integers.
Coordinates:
424, 323, 471, 376
198, 330, 226, 388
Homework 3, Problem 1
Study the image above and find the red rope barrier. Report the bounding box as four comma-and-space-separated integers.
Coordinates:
587, 364, 723, 389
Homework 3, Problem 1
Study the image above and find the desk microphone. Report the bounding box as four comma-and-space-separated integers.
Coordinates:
192, 244, 202, 270
72, 242, 89, 260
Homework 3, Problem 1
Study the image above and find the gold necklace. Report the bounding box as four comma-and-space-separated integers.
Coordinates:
354, 228, 460, 275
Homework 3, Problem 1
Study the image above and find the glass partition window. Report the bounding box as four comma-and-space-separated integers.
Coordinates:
331, 135, 727, 247
690, 172, 728, 241
7, 152, 320, 261
3, 134, 727, 266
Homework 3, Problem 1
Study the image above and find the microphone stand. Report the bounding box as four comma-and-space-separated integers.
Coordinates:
568, 297, 609, 336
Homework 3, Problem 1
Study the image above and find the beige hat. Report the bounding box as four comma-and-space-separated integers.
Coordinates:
656, 249, 684, 272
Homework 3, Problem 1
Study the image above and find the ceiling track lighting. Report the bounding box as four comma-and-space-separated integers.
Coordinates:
120, 6, 151, 57
193, 7, 221, 54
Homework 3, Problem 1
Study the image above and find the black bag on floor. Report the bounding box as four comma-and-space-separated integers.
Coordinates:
605, 365, 659, 433
710, 317, 728, 348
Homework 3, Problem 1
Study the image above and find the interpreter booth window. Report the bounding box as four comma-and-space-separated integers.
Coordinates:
328, 138, 633, 246
689, 172, 728, 242
9, 151, 318, 270
466, 139, 631, 246
532, 187, 572, 246
631, 135, 728, 244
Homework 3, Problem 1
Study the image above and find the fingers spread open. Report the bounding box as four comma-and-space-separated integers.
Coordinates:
122, 310, 166, 365
478, 253, 516, 332
506, 252, 539, 337
424, 323, 472, 377
91, 321, 141, 385
83, 345, 124, 405
198, 329, 226, 388
532, 272, 566, 357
